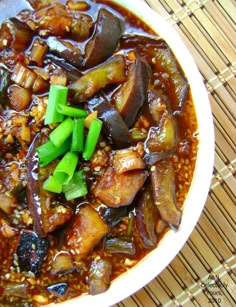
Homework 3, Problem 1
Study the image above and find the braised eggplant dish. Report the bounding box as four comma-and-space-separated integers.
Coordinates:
0, 0, 198, 305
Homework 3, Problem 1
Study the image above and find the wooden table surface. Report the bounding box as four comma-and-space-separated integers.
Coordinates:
114, 0, 236, 306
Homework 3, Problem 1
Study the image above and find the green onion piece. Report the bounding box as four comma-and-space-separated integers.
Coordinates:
71, 118, 84, 152
56, 104, 88, 118
53, 151, 79, 185
36, 138, 71, 167
62, 170, 88, 201
43, 176, 62, 193
49, 117, 73, 148
83, 118, 103, 160
44, 85, 68, 125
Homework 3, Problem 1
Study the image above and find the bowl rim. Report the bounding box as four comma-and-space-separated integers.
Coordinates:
46, 0, 215, 306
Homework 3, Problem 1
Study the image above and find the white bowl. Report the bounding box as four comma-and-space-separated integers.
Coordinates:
54, 0, 214, 306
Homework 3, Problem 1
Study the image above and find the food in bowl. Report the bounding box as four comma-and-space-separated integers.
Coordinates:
0, 0, 199, 305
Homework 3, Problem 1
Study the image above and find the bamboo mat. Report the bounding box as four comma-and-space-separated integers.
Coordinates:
114, 1, 236, 306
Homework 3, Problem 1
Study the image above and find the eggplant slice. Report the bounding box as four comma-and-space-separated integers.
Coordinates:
87, 95, 133, 149
150, 160, 181, 228
65, 204, 109, 260
68, 54, 126, 103
94, 166, 148, 208
135, 184, 159, 248
84, 8, 124, 67
112, 52, 150, 128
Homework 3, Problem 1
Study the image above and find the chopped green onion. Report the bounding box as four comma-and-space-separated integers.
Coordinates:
83, 118, 103, 160
43, 176, 62, 193
62, 170, 88, 201
36, 137, 71, 167
56, 104, 88, 118
44, 85, 68, 125
49, 117, 73, 148
71, 118, 84, 152
53, 151, 79, 185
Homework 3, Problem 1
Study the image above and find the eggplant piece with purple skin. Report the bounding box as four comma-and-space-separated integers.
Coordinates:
135, 185, 158, 248
145, 111, 178, 153
47, 36, 83, 68
94, 166, 148, 208
120, 35, 188, 111
69, 54, 127, 103
47, 283, 68, 298
88, 258, 112, 295
84, 8, 124, 67
148, 89, 169, 124
0, 69, 10, 107
0, 17, 33, 52
87, 95, 133, 149
26, 133, 44, 237
15, 230, 48, 276
150, 160, 181, 228
45, 55, 82, 82
151, 46, 189, 112
100, 206, 128, 228
105, 236, 136, 255
26, 133, 73, 237
112, 52, 150, 128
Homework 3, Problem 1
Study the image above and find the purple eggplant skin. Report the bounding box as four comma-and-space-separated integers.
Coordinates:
148, 89, 169, 124
100, 206, 128, 228
3, 18, 34, 52
135, 185, 158, 249
144, 150, 175, 166
47, 36, 83, 68
120, 35, 188, 111
47, 283, 68, 298
88, 95, 133, 149
152, 46, 189, 112
112, 55, 150, 128
88, 258, 112, 295
105, 236, 136, 255
0, 69, 10, 106
69, 55, 126, 103
145, 111, 178, 153
15, 230, 48, 276
84, 8, 124, 67
150, 160, 181, 229
26, 133, 45, 238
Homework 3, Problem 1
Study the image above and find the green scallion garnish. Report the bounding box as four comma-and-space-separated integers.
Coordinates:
83, 118, 103, 160
36, 138, 71, 167
62, 170, 88, 201
49, 117, 73, 148
44, 85, 68, 125
56, 104, 88, 118
53, 151, 79, 185
71, 118, 84, 152
43, 176, 62, 193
